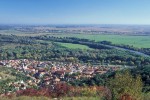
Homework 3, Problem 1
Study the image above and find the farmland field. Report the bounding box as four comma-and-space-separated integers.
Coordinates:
47, 34, 150, 48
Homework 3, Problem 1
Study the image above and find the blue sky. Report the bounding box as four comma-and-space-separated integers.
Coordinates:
0, 0, 150, 24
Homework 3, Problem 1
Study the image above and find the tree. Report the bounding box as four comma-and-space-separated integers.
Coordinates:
107, 70, 143, 100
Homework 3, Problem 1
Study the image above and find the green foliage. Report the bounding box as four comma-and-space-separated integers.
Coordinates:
131, 65, 150, 92
107, 70, 143, 100
143, 92, 150, 100
0, 67, 16, 81
0, 67, 30, 93
0, 34, 150, 66
69, 74, 105, 86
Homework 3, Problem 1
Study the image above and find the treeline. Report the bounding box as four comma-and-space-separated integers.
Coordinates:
0, 34, 37, 44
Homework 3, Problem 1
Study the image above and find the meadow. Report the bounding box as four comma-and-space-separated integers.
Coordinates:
56, 42, 92, 49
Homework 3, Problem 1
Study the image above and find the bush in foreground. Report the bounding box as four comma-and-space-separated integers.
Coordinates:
108, 70, 143, 100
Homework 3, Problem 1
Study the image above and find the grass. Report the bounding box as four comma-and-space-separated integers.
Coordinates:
36, 40, 91, 50
48, 34, 150, 48
56, 42, 92, 50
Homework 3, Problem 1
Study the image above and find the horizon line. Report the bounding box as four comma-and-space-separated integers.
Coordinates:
1, 23, 150, 26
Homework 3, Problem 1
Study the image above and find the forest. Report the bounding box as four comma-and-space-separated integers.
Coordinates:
0, 34, 150, 67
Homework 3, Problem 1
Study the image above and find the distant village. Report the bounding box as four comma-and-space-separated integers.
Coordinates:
0, 59, 121, 92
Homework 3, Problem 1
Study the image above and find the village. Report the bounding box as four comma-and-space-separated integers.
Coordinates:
0, 59, 121, 92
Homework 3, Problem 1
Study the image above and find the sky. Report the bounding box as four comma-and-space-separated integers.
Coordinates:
0, 0, 150, 25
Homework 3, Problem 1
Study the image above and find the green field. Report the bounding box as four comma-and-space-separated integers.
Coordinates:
1, 30, 150, 48
36, 40, 91, 49
56, 42, 92, 49
48, 34, 150, 48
